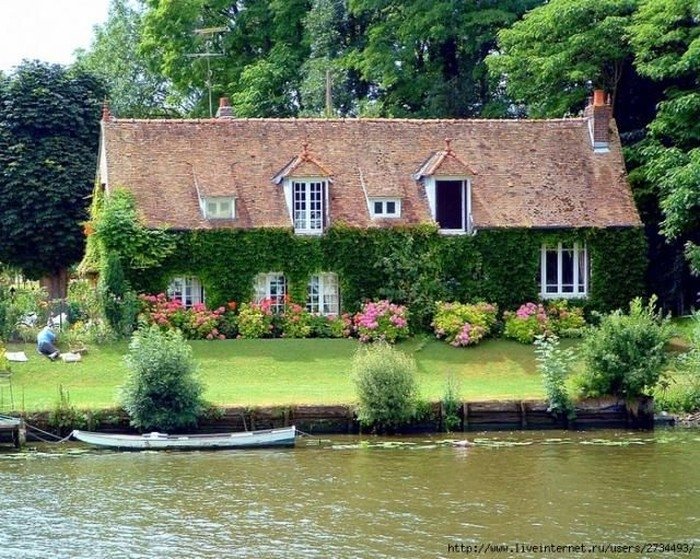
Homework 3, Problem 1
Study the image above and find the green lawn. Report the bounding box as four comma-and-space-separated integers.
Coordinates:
5, 337, 549, 412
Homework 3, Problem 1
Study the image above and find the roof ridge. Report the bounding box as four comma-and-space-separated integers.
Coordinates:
108, 117, 586, 125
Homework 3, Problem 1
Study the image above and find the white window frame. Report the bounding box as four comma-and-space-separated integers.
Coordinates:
285, 178, 328, 234
369, 198, 401, 219
307, 273, 340, 316
254, 273, 287, 313
202, 197, 235, 219
168, 277, 205, 308
423, 176, 472, 234
540, 242, 588, 299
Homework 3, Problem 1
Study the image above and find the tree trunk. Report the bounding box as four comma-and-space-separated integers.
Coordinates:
40, 268, 69, 299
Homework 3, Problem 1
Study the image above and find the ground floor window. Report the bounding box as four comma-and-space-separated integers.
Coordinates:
254, 273, 287, 313
307, 273, 339, 315
540, 242, 588, 298
168, 277, 205, 308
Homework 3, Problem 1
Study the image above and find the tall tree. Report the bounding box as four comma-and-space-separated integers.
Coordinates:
140, 0, 310, 117
629, 0, 700, 275
299, 0, 355, 116
75, 0, 183, 118
0, 61, 105, 295
347, 0, 543, 117
487, 0, 640, 118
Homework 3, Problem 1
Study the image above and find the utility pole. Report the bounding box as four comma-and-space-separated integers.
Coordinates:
186, 27, 226, 117
325, 68, 333, 118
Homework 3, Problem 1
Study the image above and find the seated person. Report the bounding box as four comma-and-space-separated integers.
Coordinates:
37, 323, 60, 361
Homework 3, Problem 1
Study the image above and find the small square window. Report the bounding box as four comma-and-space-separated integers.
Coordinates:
369, 198, 401, 218
204, 197, 235, 219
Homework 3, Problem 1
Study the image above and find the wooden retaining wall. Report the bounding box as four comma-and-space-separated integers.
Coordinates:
18, 397, 655, 439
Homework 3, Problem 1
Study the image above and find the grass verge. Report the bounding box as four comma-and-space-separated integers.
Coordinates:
5, 337, 548, 412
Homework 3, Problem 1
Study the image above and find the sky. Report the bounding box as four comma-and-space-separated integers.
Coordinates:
0, 0, 111, 73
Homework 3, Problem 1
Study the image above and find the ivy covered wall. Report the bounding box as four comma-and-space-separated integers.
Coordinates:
121, 224, 647, 325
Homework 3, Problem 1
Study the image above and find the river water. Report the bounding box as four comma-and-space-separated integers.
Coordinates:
0, 429, 698, 559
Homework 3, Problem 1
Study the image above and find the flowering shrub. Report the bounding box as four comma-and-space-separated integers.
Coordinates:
237, 300, 275, 338
139, 294, 230, 340
432, 302, 498, 347
354, 300, 409, 343
309, 313, 353, 338
503, 302, 550, 344
546, 300, 586, 335
504, 301, 587, 344
280, 302, 313, 338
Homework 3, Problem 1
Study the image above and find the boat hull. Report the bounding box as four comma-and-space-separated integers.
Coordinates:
72, 426, 296, 451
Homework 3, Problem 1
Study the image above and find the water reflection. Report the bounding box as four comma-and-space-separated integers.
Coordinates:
0, 430, 698, 559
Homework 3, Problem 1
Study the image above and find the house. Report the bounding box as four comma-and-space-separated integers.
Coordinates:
93, 91, 644, 315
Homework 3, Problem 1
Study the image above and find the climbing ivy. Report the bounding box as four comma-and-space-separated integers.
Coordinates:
113, 225, 646, 318
85, 190, 647, 319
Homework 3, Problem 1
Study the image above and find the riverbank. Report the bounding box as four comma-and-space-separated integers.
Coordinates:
13, 396, 658, 440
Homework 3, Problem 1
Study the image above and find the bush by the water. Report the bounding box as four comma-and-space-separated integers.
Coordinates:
351, 343, 418, 432
534, 335, 576, 420
121, 325, 205, 431
576, 297, 672, 399
432, 301, 498, 347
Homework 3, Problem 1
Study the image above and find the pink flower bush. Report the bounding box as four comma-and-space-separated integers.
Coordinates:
353, 300, 409, 343
504, 301, 587, 344
139, 293, 229, 340
432, 301, 498, 347
280, 302, 313, 338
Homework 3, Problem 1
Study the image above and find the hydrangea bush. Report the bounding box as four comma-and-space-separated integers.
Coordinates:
237, 300, 275, 338
353, 300, 409, 343
504, 301, 586, 344
432, 301, 498, 347
280, 302, 313, 338
139, 293, 233, 340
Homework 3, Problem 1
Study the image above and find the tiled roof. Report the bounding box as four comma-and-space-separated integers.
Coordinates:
100, 116, 641, 230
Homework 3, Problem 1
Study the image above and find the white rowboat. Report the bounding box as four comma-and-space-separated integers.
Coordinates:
72, 426, 296, 450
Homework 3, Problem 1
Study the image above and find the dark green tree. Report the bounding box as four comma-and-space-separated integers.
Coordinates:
347, 0, 543, 117
629, 0, 700, 274
0, 61, 105, 294
75, 0, 183, 118
140, 0, 310, 117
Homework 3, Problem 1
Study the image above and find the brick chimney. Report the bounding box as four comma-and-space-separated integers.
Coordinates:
216, 97, 234, 118
584, 89, 612, 153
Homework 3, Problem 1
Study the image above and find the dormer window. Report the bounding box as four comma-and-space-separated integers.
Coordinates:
273, 143, 332, 235
369, 198, 401, 218
414, 140, 475, 235
423, 177, 472, 234
293, 179, 327, 234
203, 197, 235, 220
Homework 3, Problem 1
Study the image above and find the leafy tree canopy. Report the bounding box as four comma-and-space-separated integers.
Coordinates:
487, 0, 639, 118
74, 0, 184, 118
0, 61, 105, 280
629, 0, 700, 273
348, 0, 543, 117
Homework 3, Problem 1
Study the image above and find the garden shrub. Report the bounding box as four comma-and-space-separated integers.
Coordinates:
353, 300, 409, 343
121, 325, 205, 431
576, 297, 672, 399
237, 300, 275, 338
504, 301, 587, 344
139, 293, 233, 340
351, 343, 418, 432
503, 302, 549, 343
280, 302, 313, 338
534, 335, 576, 420
432, 301, 498, 347
309, 313, 353, 338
